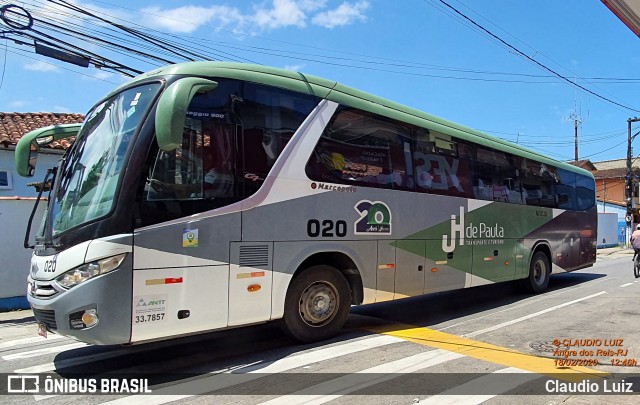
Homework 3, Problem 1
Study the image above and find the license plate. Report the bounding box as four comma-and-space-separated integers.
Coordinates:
37, 323, 47, 338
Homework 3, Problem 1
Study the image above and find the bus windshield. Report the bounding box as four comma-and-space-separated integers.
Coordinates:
50, 83, 161, 235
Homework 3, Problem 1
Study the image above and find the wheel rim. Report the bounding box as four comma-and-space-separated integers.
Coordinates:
533, 259, 547, 285
298, 281, 339, 327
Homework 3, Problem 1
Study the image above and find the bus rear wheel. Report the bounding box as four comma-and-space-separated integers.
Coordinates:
522, 251, 550, 294
280, 265, 351, 343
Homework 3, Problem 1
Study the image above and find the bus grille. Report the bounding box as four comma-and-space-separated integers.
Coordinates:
239, 245, 270, 268
30, 281, 61, 299
32, 308, 57, 330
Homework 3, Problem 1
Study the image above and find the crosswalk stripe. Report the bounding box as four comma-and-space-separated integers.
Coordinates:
256, 349, 464, 405
14, 346, 133, 373
3, 342, 88, 360
368, 322, 608, 381
99, 334, 403, 405
463, 291, 606, 338
417, 367, 537, 404
0, 335, 65, 350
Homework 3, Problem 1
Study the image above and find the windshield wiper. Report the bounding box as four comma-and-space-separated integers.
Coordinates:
24, 167, 56, 249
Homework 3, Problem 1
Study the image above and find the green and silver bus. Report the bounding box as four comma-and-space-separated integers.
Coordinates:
17, 62, 596, 344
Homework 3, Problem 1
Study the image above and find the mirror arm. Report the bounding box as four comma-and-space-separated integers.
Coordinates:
24, 168, 54, 249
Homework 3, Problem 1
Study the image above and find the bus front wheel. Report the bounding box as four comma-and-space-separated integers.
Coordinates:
522, 251, 550, 294
280, 265, 351, 343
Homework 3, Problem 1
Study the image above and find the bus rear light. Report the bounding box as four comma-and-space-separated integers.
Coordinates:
247, 284, 261, 292
431, 268, 438, 272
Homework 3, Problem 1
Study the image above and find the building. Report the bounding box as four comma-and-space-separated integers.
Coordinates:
0, 112, 83, 310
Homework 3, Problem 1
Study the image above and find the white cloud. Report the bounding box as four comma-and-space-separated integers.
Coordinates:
92, 70, 114, 80
312, 1, 369, 29
252, 0, 327, 30
52, 105, 72, 113
284, 64, 306, 71
23, 61, 60, 72
35, 0, 369, 40
8, 100, 28, 108
140, 5, 243, 34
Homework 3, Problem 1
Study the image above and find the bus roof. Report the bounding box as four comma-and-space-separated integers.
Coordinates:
114, 61, 592, 178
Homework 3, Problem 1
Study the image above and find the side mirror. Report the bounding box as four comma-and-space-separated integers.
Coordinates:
155, 78, 218, 151
15, 123, 83, 177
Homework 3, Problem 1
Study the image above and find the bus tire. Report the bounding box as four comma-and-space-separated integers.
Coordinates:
522, 251, 551, 294
280, 265, 351, 343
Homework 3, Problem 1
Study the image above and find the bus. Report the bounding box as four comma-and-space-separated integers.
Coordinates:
17, 62, 596, 345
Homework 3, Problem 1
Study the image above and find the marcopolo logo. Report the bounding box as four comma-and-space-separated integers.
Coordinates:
354, 200, 392, 235
441, 206, 504, 253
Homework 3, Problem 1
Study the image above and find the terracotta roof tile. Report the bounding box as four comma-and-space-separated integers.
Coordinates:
0, 112, 84, 150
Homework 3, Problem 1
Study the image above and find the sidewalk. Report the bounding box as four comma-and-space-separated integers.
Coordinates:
597, 245, 633, 257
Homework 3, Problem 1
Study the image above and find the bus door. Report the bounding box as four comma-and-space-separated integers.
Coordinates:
131, 223, 235, 342
131, 121, 243, 342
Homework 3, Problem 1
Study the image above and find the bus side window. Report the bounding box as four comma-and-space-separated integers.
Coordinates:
412, 131, 474, 198
306, 106, 409, 190
475, 148, 522, 204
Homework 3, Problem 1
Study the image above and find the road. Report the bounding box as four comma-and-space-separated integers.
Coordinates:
0, 250, 638, 404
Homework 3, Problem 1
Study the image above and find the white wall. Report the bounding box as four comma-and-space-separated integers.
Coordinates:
0, 149, 63, 198
597, 212, 619, 248
0, 148, 61, 303
0, 199, 46, 299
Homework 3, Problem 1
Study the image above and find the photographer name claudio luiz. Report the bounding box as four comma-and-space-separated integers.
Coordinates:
545, 379, 634, 394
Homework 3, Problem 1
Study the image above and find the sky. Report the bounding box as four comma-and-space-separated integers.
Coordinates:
1, 0, 640, 163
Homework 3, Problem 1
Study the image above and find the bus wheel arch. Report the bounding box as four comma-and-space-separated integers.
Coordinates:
280, 264, 352, 342
296, 252, 363, 305
522, 244, 551, 294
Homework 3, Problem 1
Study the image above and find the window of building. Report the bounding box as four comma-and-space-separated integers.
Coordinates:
0, 169, 12, 189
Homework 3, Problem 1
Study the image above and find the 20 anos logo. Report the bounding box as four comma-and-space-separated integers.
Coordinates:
354, 200, 392, 235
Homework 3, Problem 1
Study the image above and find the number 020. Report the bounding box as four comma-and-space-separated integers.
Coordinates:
307, 219, 347, 238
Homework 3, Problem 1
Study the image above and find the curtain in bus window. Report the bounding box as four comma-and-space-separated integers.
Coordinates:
475, 147, 523, 203
412, 129, 474, 198
555, 168, 577, 210
575, 173, 596, 211
521, 159, 559, 208
146, 128, 205, 201
307, 107, 411, 190
234, 82, 320, 196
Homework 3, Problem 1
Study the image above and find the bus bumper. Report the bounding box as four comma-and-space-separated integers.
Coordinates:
27, 257, 133, 346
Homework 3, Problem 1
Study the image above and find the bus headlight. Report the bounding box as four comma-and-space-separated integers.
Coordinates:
55, 254, 127, 289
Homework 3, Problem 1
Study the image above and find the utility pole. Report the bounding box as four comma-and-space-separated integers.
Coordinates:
574, 117, 579, 161
602, 180, 606, 213
626, 118, 640, 246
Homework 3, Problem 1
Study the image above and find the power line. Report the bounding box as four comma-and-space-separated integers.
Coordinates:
429, 0, 640, 113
